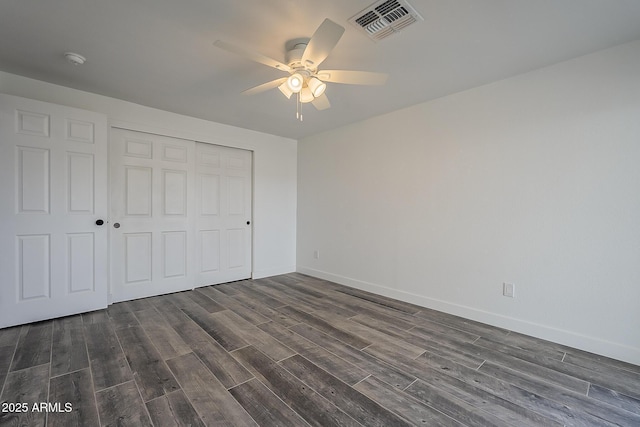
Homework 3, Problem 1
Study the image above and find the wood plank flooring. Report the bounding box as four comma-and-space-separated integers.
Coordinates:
0, 273, 639, 426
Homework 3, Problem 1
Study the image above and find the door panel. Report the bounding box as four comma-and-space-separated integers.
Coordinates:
68, 152, 95, 213
195, 143, 252, 286
200, 230, 221, 273
124, 232, 153, 284
228, 176, 245, 215
227, 228, 245, 268
163, 170, 187, 215
17, 146, 50, 213
17, 234, 51, 299
125, 166, 152, 216
110, 129, 252, 302
110, 129, 196, 302
0, 94, 108, 328
200, 174, 220, 215
68, 233, 95, 293
163, 231, 187, 278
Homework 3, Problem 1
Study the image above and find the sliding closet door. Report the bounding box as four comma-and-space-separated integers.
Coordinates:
110, 129, 252, 302
0, 94, 108, 328
110, 128, 196, 302
195, 143, 252, 286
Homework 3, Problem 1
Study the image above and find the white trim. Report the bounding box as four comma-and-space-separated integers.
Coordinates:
297, 266, 640, 366
254, 265, 297, 280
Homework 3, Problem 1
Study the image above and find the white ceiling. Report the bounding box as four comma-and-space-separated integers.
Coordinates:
2, 0, 640, 140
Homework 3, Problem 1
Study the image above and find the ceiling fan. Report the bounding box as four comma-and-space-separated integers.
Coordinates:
214, 18, 388, 120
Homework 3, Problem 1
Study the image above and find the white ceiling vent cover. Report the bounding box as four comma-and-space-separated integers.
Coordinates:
349, 0, 423, 42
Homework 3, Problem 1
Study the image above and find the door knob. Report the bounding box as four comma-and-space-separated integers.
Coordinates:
246, 221, 251, 225
113, 223, 120, 229
96, 219, 104, 226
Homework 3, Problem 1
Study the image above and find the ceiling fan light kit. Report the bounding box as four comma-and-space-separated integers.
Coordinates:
308, 77, 326, 97
299, 87, 314, 103
278, 82, 294, 99
214, 17, 388, 121
286, 73, 304, 93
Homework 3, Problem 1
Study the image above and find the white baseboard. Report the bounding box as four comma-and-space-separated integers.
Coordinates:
297, 266, 640, 366
253, 265, 296, 280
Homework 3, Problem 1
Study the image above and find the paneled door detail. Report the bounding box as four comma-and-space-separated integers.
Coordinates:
0, 94, 108, 328
195, 143, 252, 286
111, 131, 252, 301
110, 129, 196, 302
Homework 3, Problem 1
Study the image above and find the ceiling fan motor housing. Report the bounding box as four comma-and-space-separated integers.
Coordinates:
286, 42, 311, 70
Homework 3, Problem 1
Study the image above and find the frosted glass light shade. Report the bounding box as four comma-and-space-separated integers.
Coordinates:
300, 87, 314, 103
278, 82, 293, 99
308, 77, 326, 97
287, 73, 303, 93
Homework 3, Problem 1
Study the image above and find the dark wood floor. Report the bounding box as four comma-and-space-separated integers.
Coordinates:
1, 273, 639, 426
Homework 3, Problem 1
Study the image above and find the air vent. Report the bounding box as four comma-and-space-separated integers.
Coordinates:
348, 0, 423, 42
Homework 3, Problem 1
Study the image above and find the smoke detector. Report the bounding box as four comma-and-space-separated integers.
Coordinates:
64, 52, 86, 65
349, 0, 423, 42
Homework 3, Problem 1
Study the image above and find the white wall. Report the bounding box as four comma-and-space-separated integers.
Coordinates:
0, 71, 297, 280
297, 40, 640, 365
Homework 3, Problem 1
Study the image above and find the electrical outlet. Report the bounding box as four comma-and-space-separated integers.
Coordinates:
503, 283, 515, 298
313, 250, 320, 259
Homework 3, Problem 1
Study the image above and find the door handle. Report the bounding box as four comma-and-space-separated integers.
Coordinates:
246, 221, 251, 225
113, 223, 121, 229
96, 219, 104, 226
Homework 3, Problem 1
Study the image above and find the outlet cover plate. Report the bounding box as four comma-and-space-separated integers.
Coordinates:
503, 283, 515, 298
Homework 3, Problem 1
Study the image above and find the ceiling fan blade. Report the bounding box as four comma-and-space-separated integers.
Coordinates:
311, 93, 331, 110
301, 19, 345, 69
316, 70, 388, 85
214, 40, 291, 72
242, 77, 288, 96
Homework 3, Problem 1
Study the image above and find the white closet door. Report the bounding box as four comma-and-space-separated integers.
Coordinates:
195, 143, 252, 286
0, 94, 108, 328
110, 128, 196, 302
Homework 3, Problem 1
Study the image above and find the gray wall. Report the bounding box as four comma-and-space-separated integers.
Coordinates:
297, 40, 640, 364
